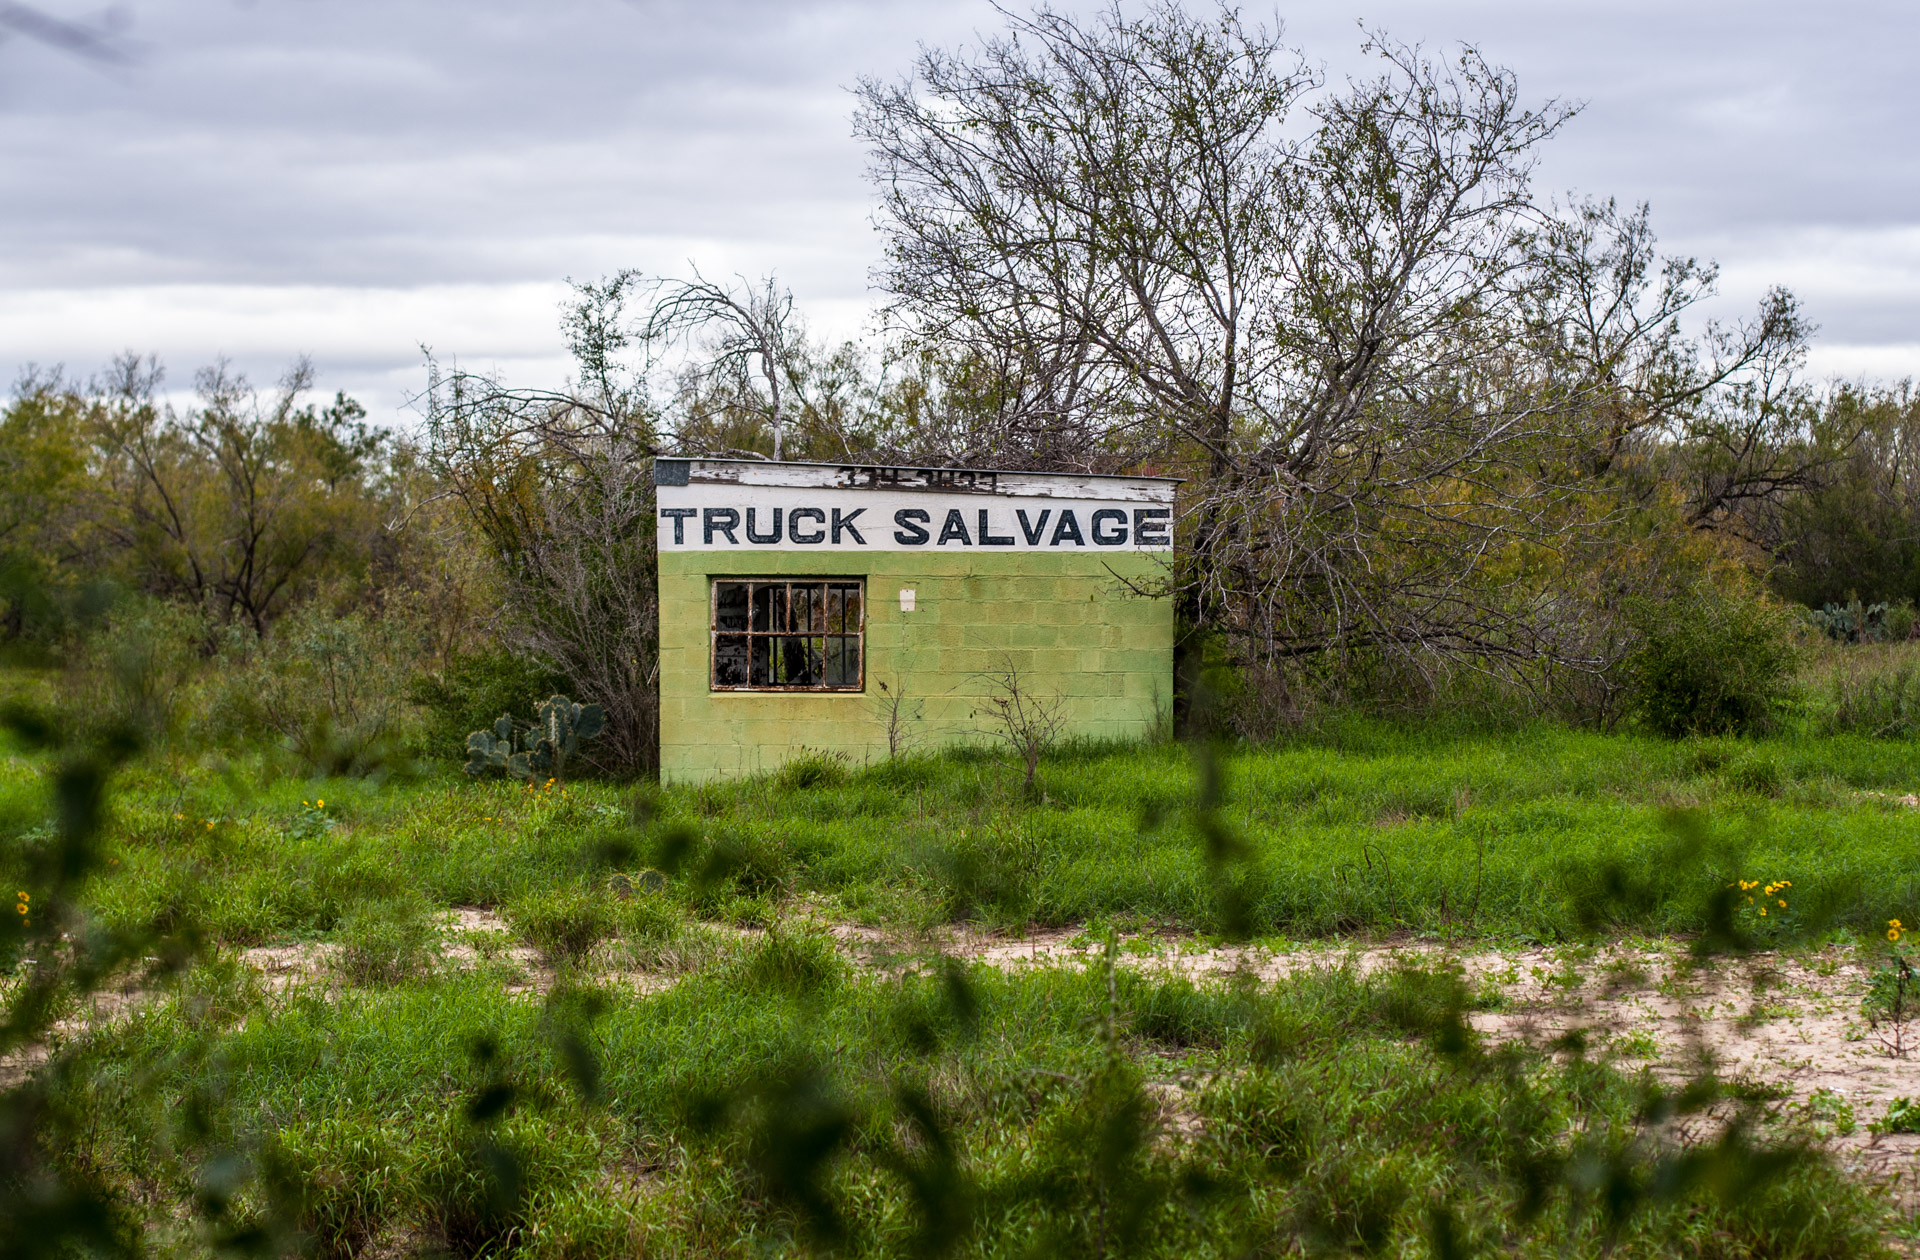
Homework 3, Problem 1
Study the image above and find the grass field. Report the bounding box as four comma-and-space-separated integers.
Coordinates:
8, 702, 1920, 1256
32, 720, 1920, 947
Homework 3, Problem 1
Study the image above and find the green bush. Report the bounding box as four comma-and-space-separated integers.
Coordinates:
205, 603, 424, 774
70, 596, 205, 740
1725, 750, 1787, 796
613, 890, 681, 943
1624, 590, 1800, 737
506, 886, 613, 965
931, 825, 1041, 924
332, 897, 440, 985
1875, 1097, 1920, 1135
731, 926, 846, 995
408, 651, 571, 766
685, 831, 795, 904
774, 748, 850, 791
1890, 600, 1919, 642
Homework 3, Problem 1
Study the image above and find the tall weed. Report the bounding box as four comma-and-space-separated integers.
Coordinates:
1814, 643, 1920, 738
507, 886, 614, 965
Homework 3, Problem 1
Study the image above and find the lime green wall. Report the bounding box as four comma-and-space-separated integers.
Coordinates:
658, 550, 1173, 782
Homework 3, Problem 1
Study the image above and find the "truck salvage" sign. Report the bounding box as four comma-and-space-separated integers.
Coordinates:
655, 458, 1177, 552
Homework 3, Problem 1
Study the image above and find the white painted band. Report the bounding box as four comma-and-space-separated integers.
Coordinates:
657, 483, 1173, 552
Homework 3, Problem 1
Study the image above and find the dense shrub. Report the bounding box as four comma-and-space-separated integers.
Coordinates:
1623, 589, 1799, 737
205, 603, 425, 773
507, 886, 614, 965
332, 897, 440, 985
68, 595, 205, 740
408, 650, 572, 765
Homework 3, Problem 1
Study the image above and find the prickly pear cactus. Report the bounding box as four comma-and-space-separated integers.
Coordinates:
1811, 599, 1891, 644
462, 696, 607, 780
463, 721, 514, 777
525, 695, 608, 780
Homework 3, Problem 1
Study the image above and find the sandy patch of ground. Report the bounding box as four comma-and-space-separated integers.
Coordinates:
1443, 940, 1920, 1194
21, 909, 1920, 1204
240, 906, 713, 998
915, 926, 1920, 1202
239, 940, 343, 988
232, 906, 553, 993
437, 906, 549, 993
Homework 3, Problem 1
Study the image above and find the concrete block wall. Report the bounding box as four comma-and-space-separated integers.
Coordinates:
658, 550, 1173, 782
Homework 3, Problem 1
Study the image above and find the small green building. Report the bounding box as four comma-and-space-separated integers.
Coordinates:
654, 458, 1177, 782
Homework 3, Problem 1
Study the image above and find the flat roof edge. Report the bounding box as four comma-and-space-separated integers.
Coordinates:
653, 456, 1183, 489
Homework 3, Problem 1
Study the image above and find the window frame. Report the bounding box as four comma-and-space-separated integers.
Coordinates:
708, 576, 867, 693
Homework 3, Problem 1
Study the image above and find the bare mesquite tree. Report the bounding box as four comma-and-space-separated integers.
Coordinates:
854, 3, 1818, 692
638, 270, 808, 460
1516, 198, 1834, 534
424, 275, 662, 773
620, 268, 895, 463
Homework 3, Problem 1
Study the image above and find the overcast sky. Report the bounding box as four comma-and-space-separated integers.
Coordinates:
3, 0, 1916, 423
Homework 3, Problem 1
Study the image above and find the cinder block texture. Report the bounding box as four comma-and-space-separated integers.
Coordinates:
658, 551, 1173, 782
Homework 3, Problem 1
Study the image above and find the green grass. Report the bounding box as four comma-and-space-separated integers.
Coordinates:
11, 703, 1920, 1255
52, 948, 1893, 1258
25, 720, 1920, 947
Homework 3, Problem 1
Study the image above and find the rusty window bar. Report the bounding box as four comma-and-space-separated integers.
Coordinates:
710, 578, 865, 691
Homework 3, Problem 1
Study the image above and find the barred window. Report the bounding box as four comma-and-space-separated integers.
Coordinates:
711, 578, 864, 691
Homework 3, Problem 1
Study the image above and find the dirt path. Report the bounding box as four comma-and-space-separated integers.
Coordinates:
879, 926, 1920, 1197
18, 910, 1920, 1203
228, 911, 1920, 1165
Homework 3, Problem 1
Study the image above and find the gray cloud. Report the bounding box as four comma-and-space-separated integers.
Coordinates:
3, 0, 1916, 420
